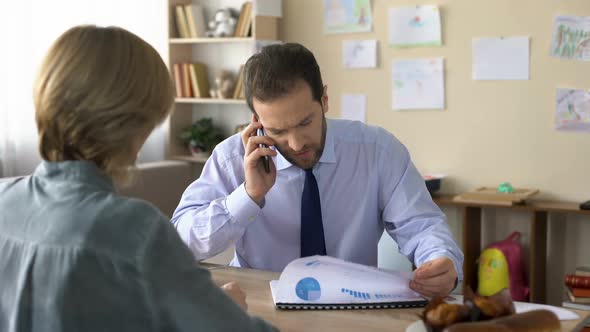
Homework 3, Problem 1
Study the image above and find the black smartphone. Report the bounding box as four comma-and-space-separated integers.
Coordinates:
256, 127, 271, 173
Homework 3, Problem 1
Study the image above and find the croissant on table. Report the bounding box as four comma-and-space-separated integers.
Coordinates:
421, 288, 560, 332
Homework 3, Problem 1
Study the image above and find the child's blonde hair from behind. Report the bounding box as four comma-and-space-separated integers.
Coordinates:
34, 25, 174, 183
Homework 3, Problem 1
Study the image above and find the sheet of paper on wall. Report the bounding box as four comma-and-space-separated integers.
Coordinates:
392, 58, 445, 110
323, 0, 372, 34
555, 88, 590, 132
551, 15, 590, 61
342, 40, 377, 69
341, 94, 367, 123
388, 5, 441, 47
254, 0, 282, 17
472, 37, 530, 80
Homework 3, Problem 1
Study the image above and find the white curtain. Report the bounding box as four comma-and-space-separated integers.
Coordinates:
0, 0, 168, 177
0, 1, 38, 177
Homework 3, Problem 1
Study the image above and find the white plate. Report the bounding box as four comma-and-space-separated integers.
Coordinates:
405, 320, 426, 332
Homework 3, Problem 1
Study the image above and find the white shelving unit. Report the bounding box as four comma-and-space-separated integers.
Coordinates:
166, 0, 280, 163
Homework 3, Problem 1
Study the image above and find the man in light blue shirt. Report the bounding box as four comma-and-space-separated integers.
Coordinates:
172, 43, 463, 297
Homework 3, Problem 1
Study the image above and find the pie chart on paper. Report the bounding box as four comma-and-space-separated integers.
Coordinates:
295, 277, 322, 301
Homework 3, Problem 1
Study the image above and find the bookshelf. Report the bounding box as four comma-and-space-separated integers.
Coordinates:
169, 37, 254, 44
166, 0, 280, 163
175, 97, 247, 104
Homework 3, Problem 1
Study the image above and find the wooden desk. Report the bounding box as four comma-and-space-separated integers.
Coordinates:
433, 195, 590, 304
209, 265, 589, 332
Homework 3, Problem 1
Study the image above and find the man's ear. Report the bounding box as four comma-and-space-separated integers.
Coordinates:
322, 85, 329, 114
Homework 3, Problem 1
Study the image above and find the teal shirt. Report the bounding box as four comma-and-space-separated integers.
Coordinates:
0, 161, 277, 332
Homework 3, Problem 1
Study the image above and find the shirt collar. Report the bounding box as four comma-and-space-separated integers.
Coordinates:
34, 160, 115, 192
274, 118, 337, 171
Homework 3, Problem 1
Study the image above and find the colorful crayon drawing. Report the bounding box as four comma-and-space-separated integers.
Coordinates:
392, 58, 444, 110
323, 0, 372, 34
555, 88, 590, 132
388, 5, 442, 47
551, 16, 590, 61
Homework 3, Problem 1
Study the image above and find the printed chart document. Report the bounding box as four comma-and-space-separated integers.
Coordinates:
269, 256, 426, 310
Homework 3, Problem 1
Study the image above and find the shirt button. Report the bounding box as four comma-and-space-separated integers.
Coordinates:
248, 216, 255, 221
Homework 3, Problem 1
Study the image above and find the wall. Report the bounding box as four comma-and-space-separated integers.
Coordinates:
280, 0, 590, 305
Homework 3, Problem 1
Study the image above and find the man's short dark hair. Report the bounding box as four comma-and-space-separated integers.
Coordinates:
243, 43, 324, 113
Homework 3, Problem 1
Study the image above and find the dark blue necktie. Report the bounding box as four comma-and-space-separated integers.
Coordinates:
300, 169, 327, 257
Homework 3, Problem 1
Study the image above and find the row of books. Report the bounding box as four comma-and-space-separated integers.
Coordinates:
172, 63, 210, 98
174, 4, 206, 38
173, 63, 246, 100
563, 266, 590, 310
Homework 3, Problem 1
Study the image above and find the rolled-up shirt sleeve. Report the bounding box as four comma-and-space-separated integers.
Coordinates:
171, 150, 262, 260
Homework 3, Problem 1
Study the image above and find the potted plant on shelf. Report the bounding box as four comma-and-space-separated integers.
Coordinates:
180, 117, 224, 158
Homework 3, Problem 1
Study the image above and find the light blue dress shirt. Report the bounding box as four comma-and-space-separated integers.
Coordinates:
0, 161, 276, 332
172, 119, 463, 279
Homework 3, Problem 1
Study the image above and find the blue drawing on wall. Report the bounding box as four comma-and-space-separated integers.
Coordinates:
295, 277, 321, 301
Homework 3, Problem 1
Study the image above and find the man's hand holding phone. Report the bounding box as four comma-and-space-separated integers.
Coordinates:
241, 114, 277, 206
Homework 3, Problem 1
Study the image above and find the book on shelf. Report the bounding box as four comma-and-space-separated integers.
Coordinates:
172, 63, 210, 99
174, 5, 190, 38
173, 64, 184, 98
233, 2, 248, 38
234, 1, 253, 37
269, 256, 427, 310
566, 274, 590, 289
184, 4, 206, 38
567, 287, 590, 303
232, 65, 245, 99
182, 64, 193, 98
188, 64, 201, 98
191, 63, 210, 98
241, 2, 253, 37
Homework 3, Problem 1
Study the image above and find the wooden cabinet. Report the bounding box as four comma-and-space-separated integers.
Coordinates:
434, 194, 590, 304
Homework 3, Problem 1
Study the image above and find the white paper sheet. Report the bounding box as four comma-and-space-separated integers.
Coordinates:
323, 0, 372, 34
272, 256, 420, 305
555, 88, 590, 132
388, 6, 441, 47
392, 58, 444, 110
341, 94, 367, 123
342, 40, 377, 69
551, 15, 590, 61
254, 0, 282, 17
472, 37, 530, 80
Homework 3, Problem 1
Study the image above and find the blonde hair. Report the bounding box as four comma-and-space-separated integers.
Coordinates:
34, 25, 174, 182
